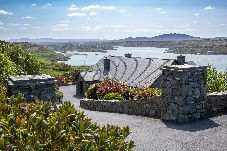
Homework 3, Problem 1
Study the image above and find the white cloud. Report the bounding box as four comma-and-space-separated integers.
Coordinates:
67, 12, 86, 17
118, 9, 127, 13
8, 23, 19, 26
80, 26, 92, 31
123, 27, 196, 33
94, 25, 103, 31
194, 13, 199, 16
21, 16, 35, 19
81, 5, 116, 11
69, 4, 80, 11
155, 8, 162, 11
0, 9, 13, 15
52, 23, 72, 31
23, 24, 30, 26
160, 11, 166, 14
61, 20, 70, 23
43, 3, 52, 7
20, 27, 28, 30
31, 3, 36, 6
34, 26, 41, 29
0, 21, 4, 25
193, 20, 198, 23
89, 12, 99, 16
110, 25, 128, 28
175, 25, 191, 28
52, 27, 72, 31
219, 24, 226, 26
56, 23, 69, 27
102, 6, 116, 10
204, 6, 215, 10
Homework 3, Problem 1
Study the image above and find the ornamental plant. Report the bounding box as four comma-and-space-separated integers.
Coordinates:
103, 92, 124, 101
86, 77, 162, 100
207, 65, 227, 92
128, 87, 162, 100
86, 77, 127, 99
0, 94, 134, 150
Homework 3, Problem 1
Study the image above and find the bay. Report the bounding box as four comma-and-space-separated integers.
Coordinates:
64, 46, 227, 71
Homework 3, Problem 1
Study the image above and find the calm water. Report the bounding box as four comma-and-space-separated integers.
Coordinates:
64, 46, 227, 71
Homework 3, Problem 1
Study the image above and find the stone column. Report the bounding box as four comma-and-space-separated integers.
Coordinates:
161, 65, 207, 123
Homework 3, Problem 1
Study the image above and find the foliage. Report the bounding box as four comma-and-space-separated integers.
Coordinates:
0, 40, 40, 75
55, 87, 63, 101
128, 87, 162, 100
86, 78, 162, 100
0, 94, 134, 150
103, 93, 124, 101
0, 40, 41, 96
0, 53, 16, 96
207, 65, 227, 92
86, 78, 127, 99
86, 83, 100, 100
0, 53, 18, 82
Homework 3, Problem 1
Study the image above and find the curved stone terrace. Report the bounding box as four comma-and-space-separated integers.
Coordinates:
60, 85, 227, 151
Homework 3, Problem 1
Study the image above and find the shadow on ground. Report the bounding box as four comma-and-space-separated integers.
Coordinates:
73, 94, 84, 99
163, 118, 220, 132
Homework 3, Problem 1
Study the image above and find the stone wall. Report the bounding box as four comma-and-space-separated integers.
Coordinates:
80, 97, 162, 118
161, 65, 207, 123
80, 92, 227, 120
8, 74, 57, 102
206, 92, 227, 114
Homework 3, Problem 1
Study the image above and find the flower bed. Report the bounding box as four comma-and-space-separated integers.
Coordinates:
86, 78, 161, 100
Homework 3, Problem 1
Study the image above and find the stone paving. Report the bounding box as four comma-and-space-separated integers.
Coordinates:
60, 85, 227, 151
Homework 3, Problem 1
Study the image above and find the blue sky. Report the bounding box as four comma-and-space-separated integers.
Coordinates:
0, 0, 227, 39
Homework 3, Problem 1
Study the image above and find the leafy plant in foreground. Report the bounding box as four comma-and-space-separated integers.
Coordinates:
0, 94, 134, 150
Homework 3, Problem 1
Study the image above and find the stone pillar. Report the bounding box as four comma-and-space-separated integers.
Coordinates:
161, 65, 207, 123
8, 74, 57, 102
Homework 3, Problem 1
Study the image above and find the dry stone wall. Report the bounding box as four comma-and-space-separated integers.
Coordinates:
161, 65, 207, 123
80, 97, 162, 118
8, 75, 57, 102
206, 92, 227, 114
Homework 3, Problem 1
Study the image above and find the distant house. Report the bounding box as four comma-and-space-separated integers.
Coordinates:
76, 54, 187, 96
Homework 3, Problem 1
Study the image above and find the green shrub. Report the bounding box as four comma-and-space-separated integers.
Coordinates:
86, 83, 100, 99
0, 40, 40, 75
128, 87, 162, 100
0, 94, 134, 150
0, 40, 41, 96
207, 65, 227, 92
103, 92, 124, 101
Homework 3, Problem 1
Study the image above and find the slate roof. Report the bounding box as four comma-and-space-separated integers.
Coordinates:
80, 55, 176, 88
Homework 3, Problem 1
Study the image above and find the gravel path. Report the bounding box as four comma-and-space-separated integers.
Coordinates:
60, 85, 227, 151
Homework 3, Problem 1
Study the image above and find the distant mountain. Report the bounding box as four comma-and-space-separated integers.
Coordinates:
121, 33, 201, 41
151, 33, 201, 41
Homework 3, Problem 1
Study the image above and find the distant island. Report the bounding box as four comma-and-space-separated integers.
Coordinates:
8, 33, 227, 43
120, 33, 201, 41
7, 33, 227, 55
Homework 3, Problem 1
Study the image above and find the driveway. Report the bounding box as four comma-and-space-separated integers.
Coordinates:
60, 85, 227, 151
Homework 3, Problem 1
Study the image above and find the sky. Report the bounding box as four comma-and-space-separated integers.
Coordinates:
0, 0, 227, 40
